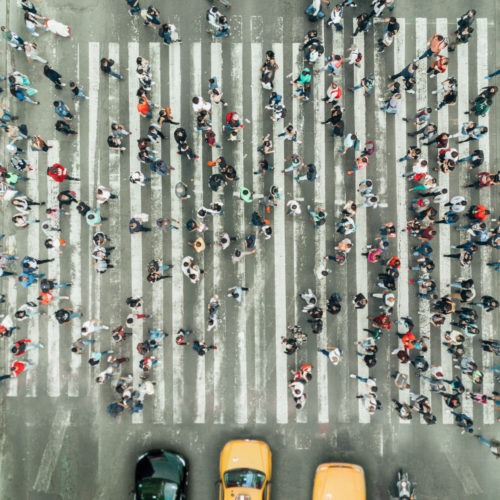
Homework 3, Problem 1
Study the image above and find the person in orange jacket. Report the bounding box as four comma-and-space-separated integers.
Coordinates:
468, 204, 490, 221
415, 33, 448, 61
398, 331, 416, 351
137, 96, 157, 119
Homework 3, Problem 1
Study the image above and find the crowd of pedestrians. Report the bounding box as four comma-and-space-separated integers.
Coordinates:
0, 1, 498, 457
295, 0, 499, 455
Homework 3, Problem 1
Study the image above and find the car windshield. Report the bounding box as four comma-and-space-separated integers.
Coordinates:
224, 468, 265, 489
137, 478, 179, 500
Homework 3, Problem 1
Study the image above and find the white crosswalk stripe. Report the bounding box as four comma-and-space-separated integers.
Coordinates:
476, 17, 495, 426
168, 41, 185, 425
2, 17, 496, 430
394, 17, 411, 418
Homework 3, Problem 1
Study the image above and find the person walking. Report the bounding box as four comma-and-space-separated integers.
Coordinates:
11, 338, 44, 355
53, 100, 73, 120
450, 410, 474, 434
415, 33, 448, 61
1, 26, 25, 50
129, 214, 151, 234
24, 41, 47, 64
475, 436, 500, 458
88, 350, 114, 366
47, 163, 80, 182
43, 65, 65, 89
141, 5, 161, 28
159, 23, 181, 45
10, 359, 33, 377
388, 62, 417, 82
317, 346, 343, 365
192, 340, 217, 356
54, 308, 82, 325
380, 92, 402, 114
100, 57, 124, 80
69, 81, 89, 100
126, 0, 141, 16
227, 286, 249, 303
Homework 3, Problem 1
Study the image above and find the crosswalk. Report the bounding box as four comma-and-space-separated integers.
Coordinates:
1, 16, 497, 428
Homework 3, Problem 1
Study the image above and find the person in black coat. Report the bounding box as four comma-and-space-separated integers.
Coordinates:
43, 64, 65, 90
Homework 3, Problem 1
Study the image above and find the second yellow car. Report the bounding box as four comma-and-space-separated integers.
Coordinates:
218, 439, 272, 500
312, 462, 366, 500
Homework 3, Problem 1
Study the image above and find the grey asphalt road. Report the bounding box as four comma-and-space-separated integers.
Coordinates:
0, 0, 499, 499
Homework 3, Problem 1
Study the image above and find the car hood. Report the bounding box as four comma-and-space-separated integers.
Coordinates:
224, 488, 263, 500
313, 463, 366, 500
220, 440, 271, 476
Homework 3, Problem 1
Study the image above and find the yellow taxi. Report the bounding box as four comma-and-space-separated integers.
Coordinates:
312, 462, 366, 500
218, 439, 272, 500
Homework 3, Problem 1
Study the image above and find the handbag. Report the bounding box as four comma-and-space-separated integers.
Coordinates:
26, 87, 38, 97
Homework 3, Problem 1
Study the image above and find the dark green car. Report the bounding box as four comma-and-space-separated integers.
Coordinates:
135, 450, 188, 500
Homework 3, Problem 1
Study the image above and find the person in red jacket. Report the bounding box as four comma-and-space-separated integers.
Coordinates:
418, 225, 437, 242
10, 359, 33, 377
47, 163, 79, 182
370, 313, 392, 330
427, 55, 449, 78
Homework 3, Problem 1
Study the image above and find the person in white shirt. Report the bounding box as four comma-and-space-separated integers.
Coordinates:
318, 346, 343, 365
327, 4, 343, 31
81, 319, 110, 336
95, 185, 118, 205
191, 96, 211, 114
